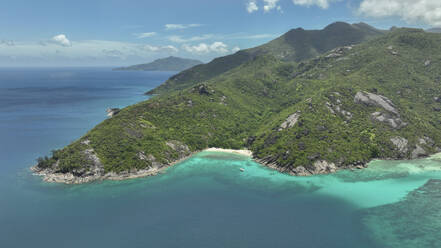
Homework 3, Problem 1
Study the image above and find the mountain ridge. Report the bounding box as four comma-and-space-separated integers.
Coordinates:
147, 22, 385, 95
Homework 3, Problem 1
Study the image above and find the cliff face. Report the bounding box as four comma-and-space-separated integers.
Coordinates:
35, 28, 441, 183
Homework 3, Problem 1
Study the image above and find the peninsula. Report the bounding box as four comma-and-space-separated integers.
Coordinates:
34, 22, 441, 184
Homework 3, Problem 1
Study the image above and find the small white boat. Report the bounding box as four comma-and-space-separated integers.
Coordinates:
240, 168, 245, 172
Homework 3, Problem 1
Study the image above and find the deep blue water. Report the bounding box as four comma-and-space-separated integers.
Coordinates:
0, 68, 440, 248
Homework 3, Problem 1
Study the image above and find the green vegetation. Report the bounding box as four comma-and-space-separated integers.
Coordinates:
113, 56, 203, 72
37, 26, 441, 177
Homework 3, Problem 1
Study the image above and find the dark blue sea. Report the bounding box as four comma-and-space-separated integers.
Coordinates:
0, 67, 440, 248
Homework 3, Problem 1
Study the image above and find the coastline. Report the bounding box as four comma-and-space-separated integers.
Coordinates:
31, 147, 252, 184
31, 151, 197, 184
32, 146, 440, 185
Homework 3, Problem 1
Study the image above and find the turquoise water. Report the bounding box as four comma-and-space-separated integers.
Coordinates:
1, 68, 440, 247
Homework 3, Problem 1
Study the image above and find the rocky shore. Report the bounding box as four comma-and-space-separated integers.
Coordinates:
255, 157, 368, 176
31, 147, 252, 184
31, 152, 196, 184
31, 145, 439, 184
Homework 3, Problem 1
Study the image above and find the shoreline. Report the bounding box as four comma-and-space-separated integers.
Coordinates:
31, 151, 198, 184
31, 148, 252, 184
32, 147, 440, 185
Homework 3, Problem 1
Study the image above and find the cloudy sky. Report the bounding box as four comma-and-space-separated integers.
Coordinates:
1, 0, 440, 66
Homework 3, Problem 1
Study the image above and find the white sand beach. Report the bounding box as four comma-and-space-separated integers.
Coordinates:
203, 148, 253, 157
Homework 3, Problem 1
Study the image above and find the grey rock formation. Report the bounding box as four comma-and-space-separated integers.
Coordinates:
312, 160, 338, 174
371, 112, 407, 129
166, 140, 191, 155
355, 91, 407, 129
279, 112, 300, 130
411, 145, 427, 159
106, 108, 120, 117
291, 166, 310, 176
390, 136, 409, 153
326, 92, 352, 119
220, 95, 227, 105
354, 91, 398, 115
326, 46, 353, 58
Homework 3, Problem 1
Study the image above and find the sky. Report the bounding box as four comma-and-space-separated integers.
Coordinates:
1, 0, 440, 67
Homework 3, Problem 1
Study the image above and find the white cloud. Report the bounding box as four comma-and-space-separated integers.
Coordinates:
210, 42, 229, 53
142, 44, 178, 53
142, 44, 179, 53
168, 33, 275, 43
247, 1, 259, 13
168, 34, 214, 43
165, 24, 202, 30
292, 0, 337, 9
359, 0, 441, 27
264, 0, 281, 12
143, 44, 160, 52
52, 34, 71, 47
134, 32, 157, 38
163, 45, 179, 53
182, 41, 230, 54
232, 46, 241, 53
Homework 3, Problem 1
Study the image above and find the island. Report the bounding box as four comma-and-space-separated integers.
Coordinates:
113, 56, 203, 72
33, 22, 441, 184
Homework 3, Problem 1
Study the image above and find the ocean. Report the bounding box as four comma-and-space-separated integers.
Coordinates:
0, 67, 440, 248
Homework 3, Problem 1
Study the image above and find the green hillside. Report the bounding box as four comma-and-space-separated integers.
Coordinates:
147, 22, 385, 95
35, 27, 441, 181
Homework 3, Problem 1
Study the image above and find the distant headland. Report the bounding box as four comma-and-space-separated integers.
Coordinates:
113, 56, 203, 72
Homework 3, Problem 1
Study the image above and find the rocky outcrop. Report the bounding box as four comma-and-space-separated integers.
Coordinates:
355, 91, 407, 129
325, 92, 353, 120
194, 84, 212, 95
311, 160, 338, 174
325, 45, 353, 58
106, 108, 120, 117
279, 112, 300, 130
256, 156, 340, 176
220, 95, 227, 105
166, 140, 191, 156
326, 102, 352, 120
390, 136, 409, 154
411, 145, 427, 159
371, 112, 407, 129
354, 91, 398, 115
